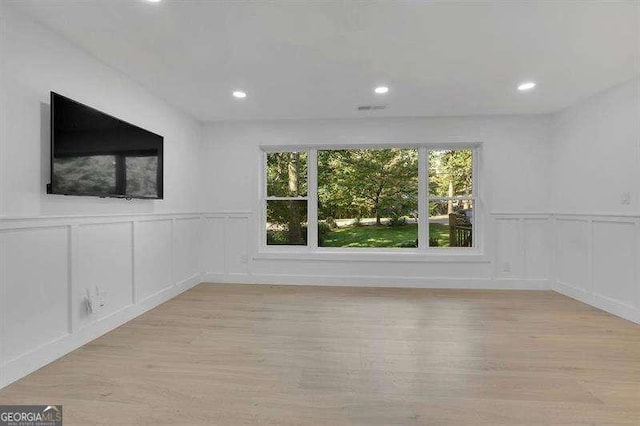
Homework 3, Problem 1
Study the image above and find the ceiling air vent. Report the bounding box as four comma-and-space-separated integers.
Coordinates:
357, 105, 387, 111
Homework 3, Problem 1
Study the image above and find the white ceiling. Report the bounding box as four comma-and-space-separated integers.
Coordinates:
10, 0, 640, 122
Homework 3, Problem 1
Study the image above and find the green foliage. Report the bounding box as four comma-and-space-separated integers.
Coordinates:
266, 230, 288, 245
266, 152, 308, 197
317, 221, 331, 236
429, 224, 450, 247
320, 224, 418, 248
387, 215, 407, 227
267, 230, 307, 245
264, 148, 472, 247
429, 150, 473, 197
318, 223, 450, 248
399, 240, 418, 248
317, 148, 418, 223
325, 217, 337, 229
317, 222, 331, 245
267, 226, 308, 246
266, 200, 307, 245
265, 152, 308, 245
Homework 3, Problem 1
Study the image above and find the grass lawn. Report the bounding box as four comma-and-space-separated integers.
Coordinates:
320, 223, 450, 248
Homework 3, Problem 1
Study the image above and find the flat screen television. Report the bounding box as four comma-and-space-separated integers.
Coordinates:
49, 92, 163, 199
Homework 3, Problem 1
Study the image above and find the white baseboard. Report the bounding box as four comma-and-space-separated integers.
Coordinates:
203, 273, 550, 290
553, 280, 640, 325
0, 274, 200, 389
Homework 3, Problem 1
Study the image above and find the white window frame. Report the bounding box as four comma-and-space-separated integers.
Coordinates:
426, 146, 480, 252
261, 148, 312, 252
258, 143, 482, 258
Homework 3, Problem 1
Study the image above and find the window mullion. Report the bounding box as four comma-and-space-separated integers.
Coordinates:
418, 146, 428, 251
308, 149, 318, 249
260, 150, 267, 249
262, 150, 268, 200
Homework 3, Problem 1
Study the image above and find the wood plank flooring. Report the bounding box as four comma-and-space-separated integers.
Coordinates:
1, 284, 639, 425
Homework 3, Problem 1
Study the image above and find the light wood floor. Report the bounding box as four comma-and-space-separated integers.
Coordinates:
1, 284, 639, 425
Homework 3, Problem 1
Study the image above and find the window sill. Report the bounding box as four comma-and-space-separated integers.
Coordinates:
254, 249, 489, 263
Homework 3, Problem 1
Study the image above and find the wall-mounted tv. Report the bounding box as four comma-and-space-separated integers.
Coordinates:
49, 92, 163, 199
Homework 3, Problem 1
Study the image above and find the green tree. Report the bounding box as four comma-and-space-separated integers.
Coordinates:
266, 152, 308, 245
318, 148, 418, 225
266, 152, 307, 197
429, 150, 472, 213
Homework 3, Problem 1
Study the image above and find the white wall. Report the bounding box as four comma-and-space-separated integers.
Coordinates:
550, 77, 640, 324
551, 77, 640, 216
203, 116, 551, 213
0, 4, 204, 389
200, 116, 553, 288
199, 86, 640, 325
0, 3, 204, 217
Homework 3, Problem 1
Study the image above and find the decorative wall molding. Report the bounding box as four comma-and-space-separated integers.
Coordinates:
200, 210, 638, 326
0, 212, 205, 390
1, 274, 199, 389
202, 212, 551, 290
551, 213, 640, 324
2, 209, 637, 391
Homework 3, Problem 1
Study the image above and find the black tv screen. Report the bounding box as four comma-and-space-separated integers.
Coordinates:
49, 92, 163, 199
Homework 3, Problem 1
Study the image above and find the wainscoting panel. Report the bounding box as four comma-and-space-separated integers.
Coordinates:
2, 210, 637, 391
173, 217, 201, 284
225, 216, 250, 276
0, 213, 203, 390
523, 218, 551, 280
203, 213, 550, 288
2, 227, 69, 363
202, 216, 226, 275
76, 222, 133, 329
552, 214, 640, 324
592, 219, 636, 304
493, 218, 522, 279
555, 218, 591, 293
134, 219, 173, 301
491, 214, 551, 283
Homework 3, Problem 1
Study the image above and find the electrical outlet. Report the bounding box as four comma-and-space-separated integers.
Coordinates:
240, 254, 248, 264
503, 262, 511, 273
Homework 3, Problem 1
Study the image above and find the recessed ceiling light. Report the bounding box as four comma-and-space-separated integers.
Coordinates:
232, 91, 247, 99
146, 0, 162, 3
374, 86, 389, 94
518, 82, 536, 91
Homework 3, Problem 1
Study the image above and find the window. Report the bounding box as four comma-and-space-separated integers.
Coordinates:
428, 149, 474, 248
264, 151, 308, 246
318, 148, 418, 248
261, 146, 478, 252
